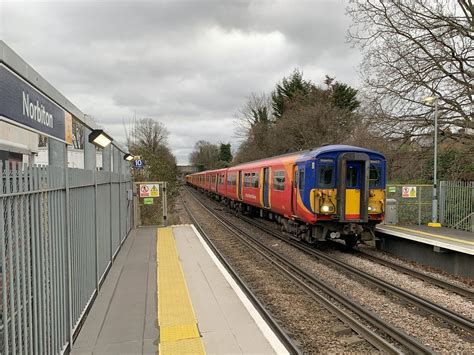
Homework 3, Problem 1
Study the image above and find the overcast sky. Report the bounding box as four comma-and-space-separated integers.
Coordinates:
1, 0, 361, 164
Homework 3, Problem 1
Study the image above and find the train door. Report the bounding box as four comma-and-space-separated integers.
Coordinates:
238, 170, 243, 200
345, 162, 361, 220
336, 153, 370, 222
262, 167, 270, 208
291, 165, 298, 215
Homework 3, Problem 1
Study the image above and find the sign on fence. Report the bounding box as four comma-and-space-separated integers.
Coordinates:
402, 186, 417, 198
143, 197, 154, 205
139, 183, 160, 197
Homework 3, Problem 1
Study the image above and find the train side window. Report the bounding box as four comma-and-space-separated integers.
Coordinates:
252, 172, 259, 188
318, 163, 334, 188
244, 173, 251, 187
273, 170, 285, 191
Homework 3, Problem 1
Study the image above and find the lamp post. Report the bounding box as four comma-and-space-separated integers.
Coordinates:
422, 95, 441, 227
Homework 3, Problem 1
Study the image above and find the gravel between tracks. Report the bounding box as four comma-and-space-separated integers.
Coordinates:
328, 251, 474, 319
177, 191, 380, 354
183, 189, 474, 353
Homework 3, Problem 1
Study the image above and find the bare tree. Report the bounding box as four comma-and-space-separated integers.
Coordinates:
129, 118, 169, 154
347, 0, 473, 143
189, 140, 220, 169
234, 92, 273, 138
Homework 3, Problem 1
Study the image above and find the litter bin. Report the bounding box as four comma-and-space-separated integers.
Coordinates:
385, 199, 398, 224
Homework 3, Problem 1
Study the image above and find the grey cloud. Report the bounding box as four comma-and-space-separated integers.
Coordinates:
2, 0, 360, 164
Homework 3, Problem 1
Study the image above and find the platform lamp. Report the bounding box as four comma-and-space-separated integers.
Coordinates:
88, 129, 113, 149
123, 153, 134, 161
421, 95, 441, 228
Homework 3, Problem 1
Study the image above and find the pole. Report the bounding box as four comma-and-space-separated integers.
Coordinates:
431, 98, 439, 226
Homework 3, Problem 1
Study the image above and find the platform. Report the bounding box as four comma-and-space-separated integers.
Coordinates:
376, 224, 474, 255
71, 225, 287, 354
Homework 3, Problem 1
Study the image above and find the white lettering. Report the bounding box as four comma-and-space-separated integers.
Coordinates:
22, 91, 54, 128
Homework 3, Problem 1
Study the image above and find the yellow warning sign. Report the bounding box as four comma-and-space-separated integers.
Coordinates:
150, 184, 159, 197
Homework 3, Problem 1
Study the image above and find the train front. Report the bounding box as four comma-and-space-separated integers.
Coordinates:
310, 146, 386, 247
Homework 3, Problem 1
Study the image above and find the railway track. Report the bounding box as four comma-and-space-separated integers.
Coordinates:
185, 187, 433, 354
236, 212, 474, 334
353, 249, 474, 299
182, 199, 302, 355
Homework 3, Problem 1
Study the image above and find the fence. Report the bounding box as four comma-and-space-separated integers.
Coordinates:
385, 184, 433, 225
439, 181, 474, 232
0, 161, 133, 354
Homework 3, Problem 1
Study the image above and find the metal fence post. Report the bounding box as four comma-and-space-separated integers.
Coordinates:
418, 187, 421, 225
163, 182, 168, 227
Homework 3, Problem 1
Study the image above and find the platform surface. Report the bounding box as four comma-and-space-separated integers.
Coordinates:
71, 227, 157, 354
376, 224, 474, 255
171, 225, 284, 354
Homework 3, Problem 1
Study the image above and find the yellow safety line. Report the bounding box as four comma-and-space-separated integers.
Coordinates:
386, 225, 474, 246
157, 227, 206, 354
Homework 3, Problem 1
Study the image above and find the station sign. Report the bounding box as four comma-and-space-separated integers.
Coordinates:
139, 183, 160, 198
402, 186, 417, 198
0, 64, 73, 144
133, 159, 144, 169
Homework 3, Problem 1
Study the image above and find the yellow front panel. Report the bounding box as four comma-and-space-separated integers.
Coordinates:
345, 189, 360, 218
369, 189, 385, 214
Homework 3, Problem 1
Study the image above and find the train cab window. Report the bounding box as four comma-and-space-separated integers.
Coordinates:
299, 169, 305, 190
369, 161, 382, 188
273, 170, 285, 191
346, 166, 358, 188
317, 159, 334, 188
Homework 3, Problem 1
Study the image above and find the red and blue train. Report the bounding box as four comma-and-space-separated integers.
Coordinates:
186, 145, 386, 247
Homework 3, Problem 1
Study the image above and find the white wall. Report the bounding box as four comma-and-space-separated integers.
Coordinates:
0, 121, 39, 154
35, 147, 103, 169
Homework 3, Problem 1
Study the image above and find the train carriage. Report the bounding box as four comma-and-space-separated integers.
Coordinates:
187, 145, 386, 247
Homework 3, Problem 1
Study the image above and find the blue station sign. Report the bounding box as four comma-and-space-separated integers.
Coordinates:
0, 64, 73, 144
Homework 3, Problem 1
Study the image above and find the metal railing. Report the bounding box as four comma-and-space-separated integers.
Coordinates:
439, 181, 474, 232
0, 161, 133, 354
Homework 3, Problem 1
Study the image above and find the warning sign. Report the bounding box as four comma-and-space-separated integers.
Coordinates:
402, 186, 417, 198
150, 184, 159, 197
139, 183, 160, 198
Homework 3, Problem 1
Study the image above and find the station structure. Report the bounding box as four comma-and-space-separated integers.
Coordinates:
0, 40, 473, 354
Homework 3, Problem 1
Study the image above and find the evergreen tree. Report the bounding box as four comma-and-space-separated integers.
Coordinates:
271, 69, 312, 119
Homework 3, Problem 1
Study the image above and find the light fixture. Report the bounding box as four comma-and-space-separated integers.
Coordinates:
124, 153, 134, 161
88, 129, 113, 148
422, 96, 437, 105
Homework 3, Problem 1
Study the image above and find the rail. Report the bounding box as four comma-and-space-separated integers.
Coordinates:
186, 187, 432, 354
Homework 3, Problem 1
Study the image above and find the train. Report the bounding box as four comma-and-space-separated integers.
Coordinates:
186, 145, 386, 247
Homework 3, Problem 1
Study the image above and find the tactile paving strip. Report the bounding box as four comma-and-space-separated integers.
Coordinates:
157, 227, 206, 354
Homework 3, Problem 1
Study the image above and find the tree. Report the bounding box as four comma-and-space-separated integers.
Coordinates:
347, 0, 474, 143
128, 118, 179, 204
324, 75, 360, 112
189, 140, 220, 169
218, 143, 232, 164
129, 118, 169, 154
234, 92, 273, 138
271, 69, 313, 119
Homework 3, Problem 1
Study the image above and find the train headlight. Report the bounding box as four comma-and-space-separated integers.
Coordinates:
320, 204, 334, 213
368, 206, 373, 211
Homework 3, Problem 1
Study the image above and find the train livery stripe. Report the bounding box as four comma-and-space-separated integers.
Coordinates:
157, 227, 206, 354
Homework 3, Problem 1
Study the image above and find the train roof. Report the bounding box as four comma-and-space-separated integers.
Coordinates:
187, 145, 385, 176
